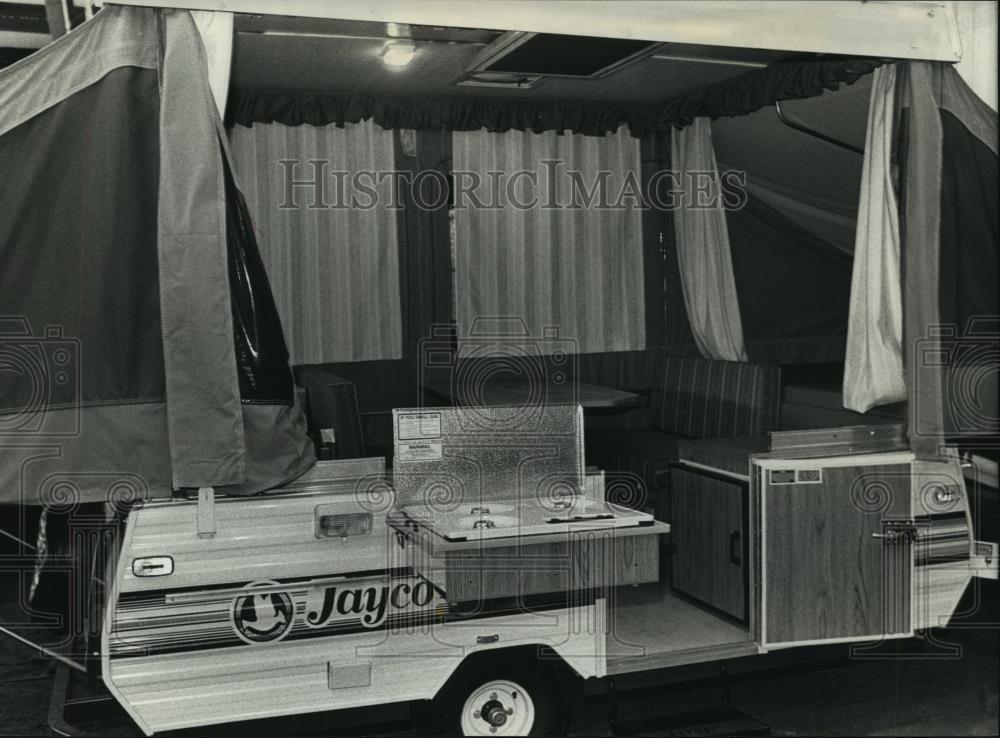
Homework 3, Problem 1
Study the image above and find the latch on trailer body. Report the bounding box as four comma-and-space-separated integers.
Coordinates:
872, 519, 918, 543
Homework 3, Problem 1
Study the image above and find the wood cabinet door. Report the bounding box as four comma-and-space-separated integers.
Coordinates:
760, 460, 913, 648
670, 467, 746, 620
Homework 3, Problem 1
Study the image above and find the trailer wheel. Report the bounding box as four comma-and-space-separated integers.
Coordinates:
414, 651, 571, 736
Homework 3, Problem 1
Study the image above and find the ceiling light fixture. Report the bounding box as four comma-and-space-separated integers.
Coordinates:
385, 22, 412, 38
381, 40, 416, 68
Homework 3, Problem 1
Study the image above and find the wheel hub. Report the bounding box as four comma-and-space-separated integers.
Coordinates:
480, 699, 508, 727
461, 679, 535, 736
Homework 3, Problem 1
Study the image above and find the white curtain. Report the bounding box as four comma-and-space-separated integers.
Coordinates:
229, 121, 403, 363
452, 127, 645, 353
671, 118, 748, 362
191, 10, 233, 117
843, 65, 905, 412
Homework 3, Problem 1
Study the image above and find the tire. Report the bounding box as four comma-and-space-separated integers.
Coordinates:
413, 650, 573, 736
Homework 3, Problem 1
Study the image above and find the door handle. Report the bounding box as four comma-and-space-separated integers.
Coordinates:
131, 556, 174, 577
729, 530, 741, 566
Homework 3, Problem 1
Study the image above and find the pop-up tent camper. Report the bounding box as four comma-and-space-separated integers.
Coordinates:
1, 4, 995, 505
0, 2, 997, 735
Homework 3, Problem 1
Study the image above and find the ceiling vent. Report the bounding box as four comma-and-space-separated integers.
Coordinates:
456, 71, 545, 90
463, 31, 659, 80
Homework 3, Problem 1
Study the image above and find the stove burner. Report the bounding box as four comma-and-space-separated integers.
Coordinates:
470, 506, 491, 515
550, 499, 573, 511
472, 519, 496, 530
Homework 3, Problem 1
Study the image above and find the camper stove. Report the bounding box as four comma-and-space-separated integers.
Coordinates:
399, 495, 656, 542
391, 493, 666, 603
388, 405, 668, 601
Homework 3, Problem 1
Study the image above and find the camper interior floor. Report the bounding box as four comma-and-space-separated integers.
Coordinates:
606, 579, 755, 674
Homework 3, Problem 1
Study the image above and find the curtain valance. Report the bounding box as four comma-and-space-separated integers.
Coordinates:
654, 58, 882, 131
225, 58, 883, 136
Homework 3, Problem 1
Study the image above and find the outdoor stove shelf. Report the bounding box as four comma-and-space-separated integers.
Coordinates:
396, 496, 663, 542
387, 500, 669, 602
386, 406, 670, 601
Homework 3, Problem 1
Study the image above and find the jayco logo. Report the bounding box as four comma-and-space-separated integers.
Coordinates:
231, 575, 443, 644
304, 577, 440, 629
232, 586, 294, 644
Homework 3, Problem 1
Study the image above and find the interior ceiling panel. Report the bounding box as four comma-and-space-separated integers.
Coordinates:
231, 14, 796, 105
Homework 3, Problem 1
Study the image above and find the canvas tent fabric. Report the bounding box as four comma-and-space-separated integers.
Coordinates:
157, 6, 247, 487
896, 61, 999, 454
0, 5, 315, 504
725, 193, 852, 366
713, 73, 872, 258
711, 75, 871, 365
715, 60, 997, 446
191, 10, 234, 116
668, 104, 856, 367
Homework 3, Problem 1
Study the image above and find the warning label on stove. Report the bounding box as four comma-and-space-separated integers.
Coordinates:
397, 412, 442, 440
397, 441, 443, 462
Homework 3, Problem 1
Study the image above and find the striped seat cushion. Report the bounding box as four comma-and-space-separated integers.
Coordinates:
650, 354, 781, 438
585, 355, 780, 507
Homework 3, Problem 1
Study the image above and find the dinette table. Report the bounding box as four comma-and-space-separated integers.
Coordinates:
422, 377, 646, 411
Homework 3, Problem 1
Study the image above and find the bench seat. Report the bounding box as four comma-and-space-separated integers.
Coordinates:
585, 352, 781, 514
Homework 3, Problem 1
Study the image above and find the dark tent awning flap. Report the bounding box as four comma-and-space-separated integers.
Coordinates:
0, 6, 315, 505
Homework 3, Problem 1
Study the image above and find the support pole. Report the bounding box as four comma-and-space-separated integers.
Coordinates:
44, 0, 70, 39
